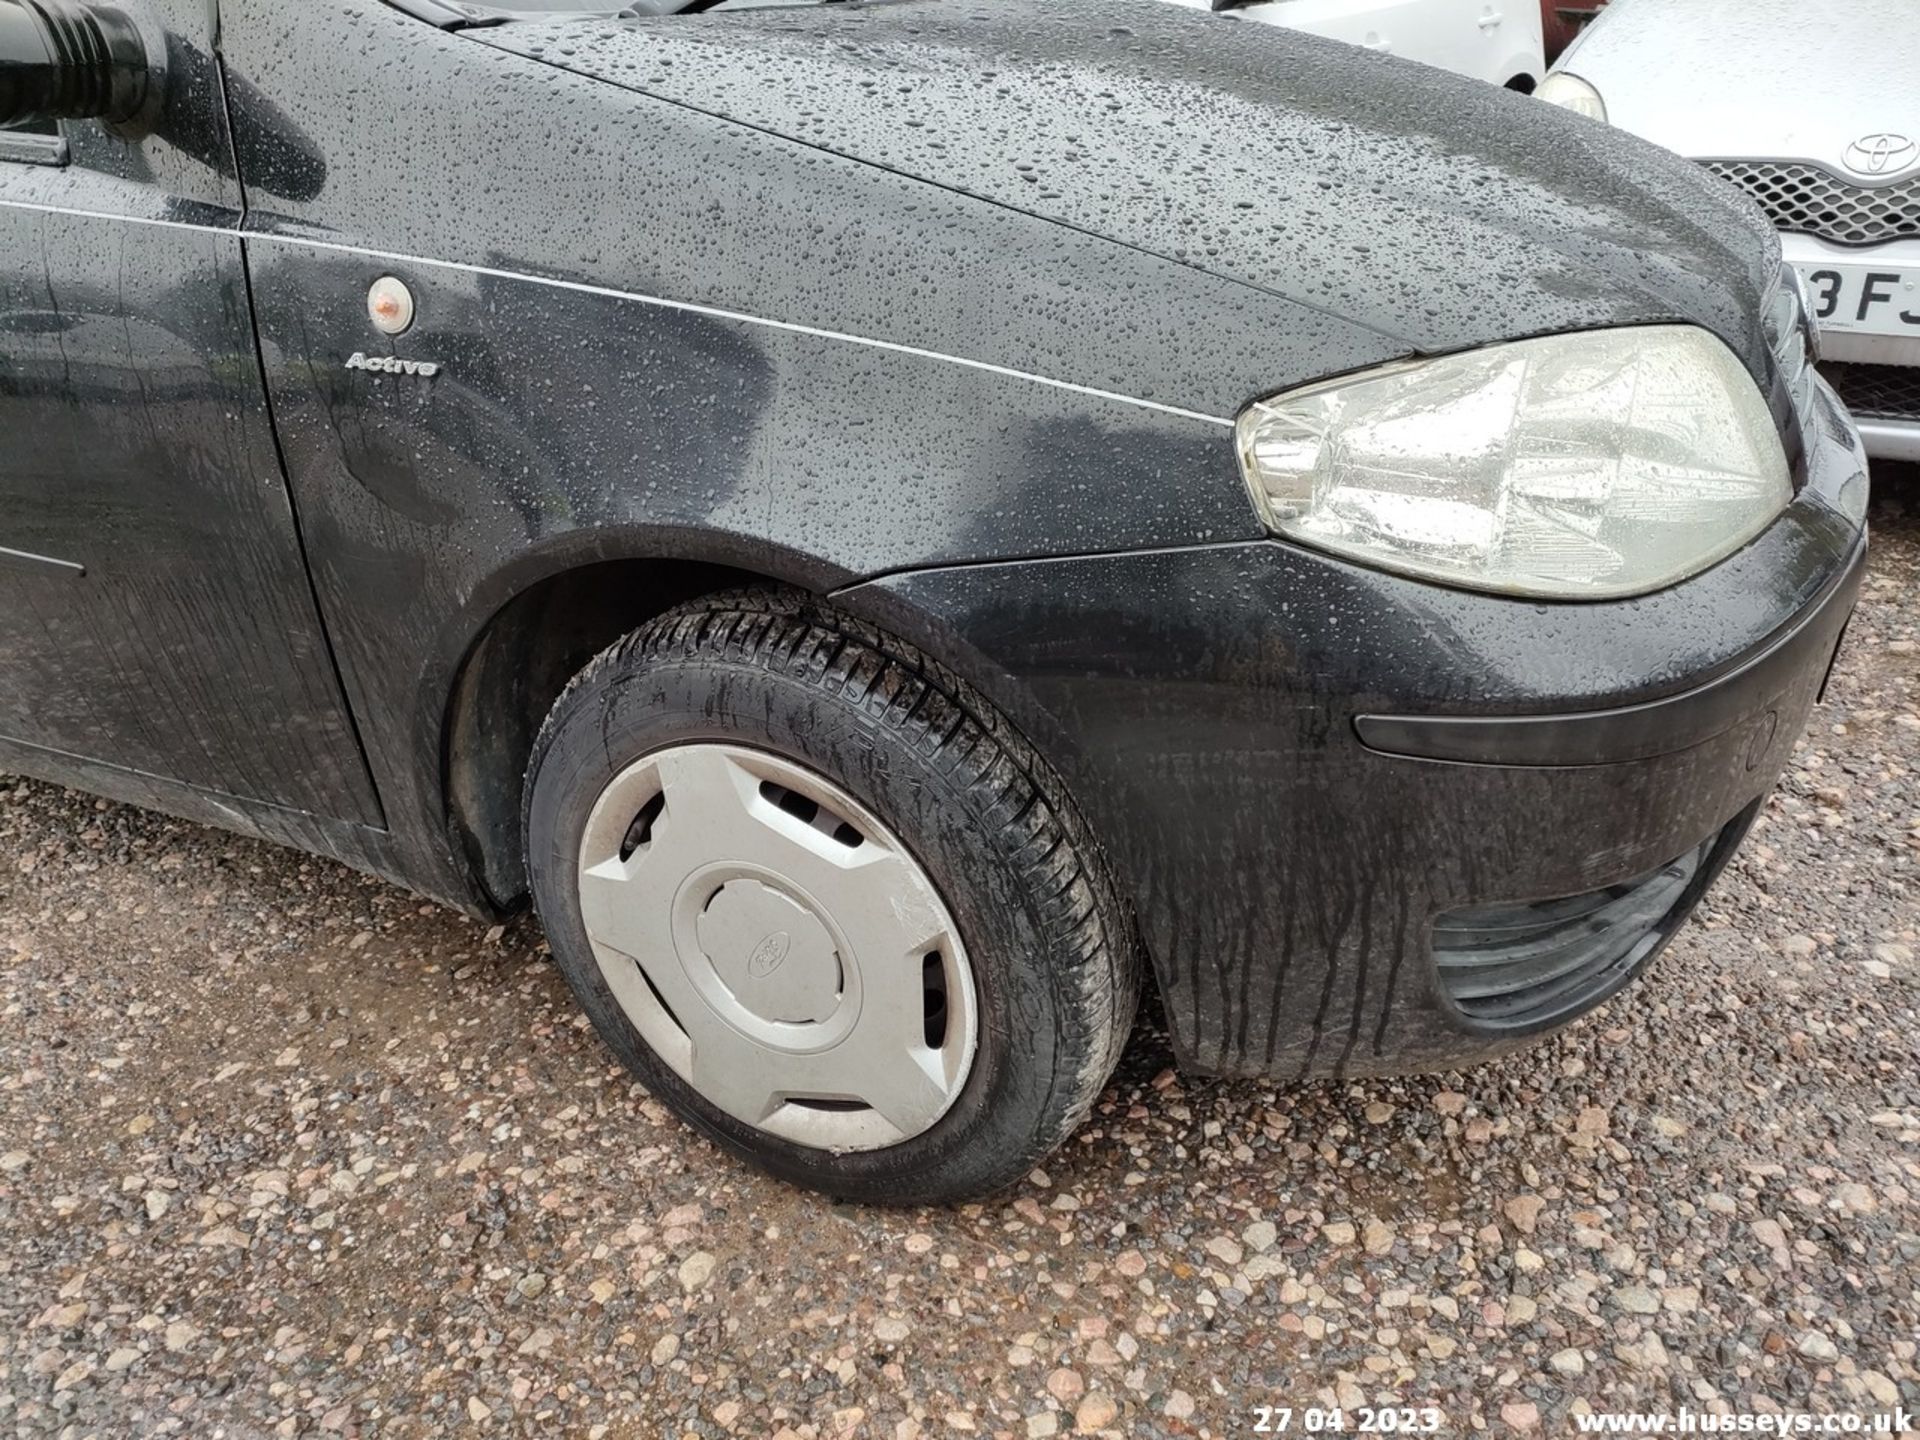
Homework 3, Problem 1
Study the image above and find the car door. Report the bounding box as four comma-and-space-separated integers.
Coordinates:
0, 0, 382, 825
1215, 0, 1543, 87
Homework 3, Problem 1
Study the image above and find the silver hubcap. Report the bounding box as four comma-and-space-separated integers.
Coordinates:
576, 744, 979, 1151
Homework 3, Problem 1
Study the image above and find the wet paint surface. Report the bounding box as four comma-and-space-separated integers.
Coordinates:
0, 0, 1861, 1074
0, 0, 380, 825
479, 0, 1783, 381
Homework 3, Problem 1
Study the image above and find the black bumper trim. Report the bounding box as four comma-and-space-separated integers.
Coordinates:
1353, 538, 1864, 769
1432, 801, 1756, 1034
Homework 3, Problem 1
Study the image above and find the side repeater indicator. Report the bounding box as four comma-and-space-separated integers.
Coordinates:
367, 275, 415, 334
350, 276, 441, 377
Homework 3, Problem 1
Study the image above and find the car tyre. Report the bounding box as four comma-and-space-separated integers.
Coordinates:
523, 589, 1140, 1204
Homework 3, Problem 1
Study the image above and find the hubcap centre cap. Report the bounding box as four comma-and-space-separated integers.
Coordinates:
695, 878, 842, 1026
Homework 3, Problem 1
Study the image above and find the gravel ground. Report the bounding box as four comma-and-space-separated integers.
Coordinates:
2, 476, 1916, 1440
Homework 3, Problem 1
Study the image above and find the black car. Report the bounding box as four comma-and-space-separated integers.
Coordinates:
0, 0, 1867, 1203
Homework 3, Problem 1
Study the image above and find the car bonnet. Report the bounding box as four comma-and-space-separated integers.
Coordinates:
475, 0, 1779, 370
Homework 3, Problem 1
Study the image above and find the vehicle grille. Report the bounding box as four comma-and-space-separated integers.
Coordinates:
1432, 825, 1733, 1031
1703, 160, 1920, 247
1821, 360, 1920, 421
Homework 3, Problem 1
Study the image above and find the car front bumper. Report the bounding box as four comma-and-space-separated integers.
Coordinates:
851, 379, 1870, 1080
1849, 415, 1920, 464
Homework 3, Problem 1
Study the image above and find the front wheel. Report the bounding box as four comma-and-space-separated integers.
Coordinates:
522, 591, 1140, 1204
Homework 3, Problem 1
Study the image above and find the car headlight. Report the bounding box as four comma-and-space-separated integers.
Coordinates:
1235, 326, 1792, 599
1536, 71, 1607, 123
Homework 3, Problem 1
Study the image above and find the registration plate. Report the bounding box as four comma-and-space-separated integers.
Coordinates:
1794, 261, 1920, 339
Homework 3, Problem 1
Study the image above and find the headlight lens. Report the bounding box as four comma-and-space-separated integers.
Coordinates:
1536, 71, 1607, 122
1235, 327, 1792, 599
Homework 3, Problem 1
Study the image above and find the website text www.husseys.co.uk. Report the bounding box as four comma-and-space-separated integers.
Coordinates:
1574, 1410, 1915, 1435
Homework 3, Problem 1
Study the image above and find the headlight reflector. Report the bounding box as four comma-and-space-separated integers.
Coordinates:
1236, 327, 1792, 599
1536, 71, 1607, 122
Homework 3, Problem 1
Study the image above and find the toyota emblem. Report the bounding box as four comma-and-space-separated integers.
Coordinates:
1843, 132, 1917, 176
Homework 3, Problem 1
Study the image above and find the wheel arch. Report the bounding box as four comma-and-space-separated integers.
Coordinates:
435, 529, 846, 909
432, 529, 1119, 927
